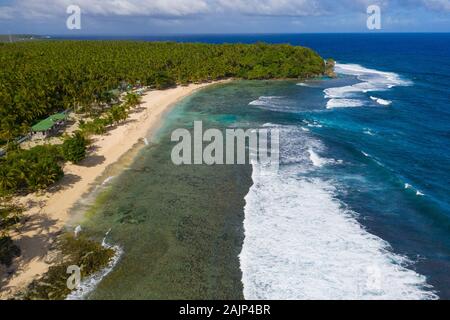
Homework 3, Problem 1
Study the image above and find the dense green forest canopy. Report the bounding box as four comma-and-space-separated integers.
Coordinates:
0, 41, 325, 141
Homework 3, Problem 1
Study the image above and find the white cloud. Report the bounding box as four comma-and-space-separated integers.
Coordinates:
420, 0, 450, 11
76, 0, 210, 16
0, 6, 15, 19
217, 0, 324, 16
1, 0, 449, 21
2, 0, 387, 20
3, 0, 210, 19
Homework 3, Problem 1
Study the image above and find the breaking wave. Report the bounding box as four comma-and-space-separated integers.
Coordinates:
240, 125, 437, 300
325, 63, 410, 109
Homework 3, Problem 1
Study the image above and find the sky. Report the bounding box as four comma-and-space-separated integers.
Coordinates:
0, 0, 449, 35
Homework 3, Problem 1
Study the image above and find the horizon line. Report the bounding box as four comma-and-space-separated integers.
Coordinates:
2, 31, 450, 37
39, 31, 450, 38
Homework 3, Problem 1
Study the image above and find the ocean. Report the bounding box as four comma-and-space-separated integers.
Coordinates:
67, 34, 450, 300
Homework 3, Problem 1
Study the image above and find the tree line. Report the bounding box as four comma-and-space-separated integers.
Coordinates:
0, 91, 142, 198
0, 41, 325, 142
0, 40, 325, 211
0, 40, 326, 274
0, 93, 141, 270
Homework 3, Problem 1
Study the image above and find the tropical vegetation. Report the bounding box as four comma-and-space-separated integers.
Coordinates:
0, 41, 325, 142
0, 40, 325, 278
0, 145, 64, 196
0, 200, 23, 267
18, 234, 115, 300
61, 132, 89, 164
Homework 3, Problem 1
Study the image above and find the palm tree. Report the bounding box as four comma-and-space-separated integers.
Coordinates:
124, 93, 142, 110
0, 41, 325, 143
0, 165, 18, 195
108, 105, 128, 125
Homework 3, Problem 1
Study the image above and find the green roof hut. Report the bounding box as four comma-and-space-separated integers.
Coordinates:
31, 112, 68, 139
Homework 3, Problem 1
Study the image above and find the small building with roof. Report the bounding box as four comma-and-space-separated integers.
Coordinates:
31, 112, 68, 140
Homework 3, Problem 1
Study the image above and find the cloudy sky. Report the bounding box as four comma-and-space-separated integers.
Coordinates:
0, 0, 449, 34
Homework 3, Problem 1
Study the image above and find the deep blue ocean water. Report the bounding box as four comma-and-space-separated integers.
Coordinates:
64, 34, 450, 299
239, 34, 450, 299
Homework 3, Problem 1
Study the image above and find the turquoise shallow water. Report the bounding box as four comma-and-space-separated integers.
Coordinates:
81, 84, 251, 299
75, 34, 450, 300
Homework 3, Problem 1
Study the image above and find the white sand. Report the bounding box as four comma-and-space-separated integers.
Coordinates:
0, 82, 225, 298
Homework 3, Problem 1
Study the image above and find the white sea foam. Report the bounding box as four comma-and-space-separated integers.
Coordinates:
327, 98, 365, 109
302, 119, 324, 128
364, 129, 376, 136
377, 99, 392, 106
241, 164, 437, 300
308, 148, 340, 167
404, 183, 425, 197
324, 63, 410, 109
249, 96, 298, 113
249, 96, 285, 106
331, 63, 411, 96
262, 123, 278, 128
278, 126, 325, 168
308, 148, 328, 167
240, 125, 436, 300
297, 82, 311, 87
370, 96, 392, 106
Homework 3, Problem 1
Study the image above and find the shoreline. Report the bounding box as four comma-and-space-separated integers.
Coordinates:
82, 81, 250, 298
0, 81, 227, 299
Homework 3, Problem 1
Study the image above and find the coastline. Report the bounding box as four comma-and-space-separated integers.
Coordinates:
79, 81, 251, 299
0, 81, 227, 299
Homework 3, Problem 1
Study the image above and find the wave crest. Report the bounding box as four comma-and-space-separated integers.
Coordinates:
325, 63, 410, 109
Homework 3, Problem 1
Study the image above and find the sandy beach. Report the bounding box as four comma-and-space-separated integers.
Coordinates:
0, 82, 224, 298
